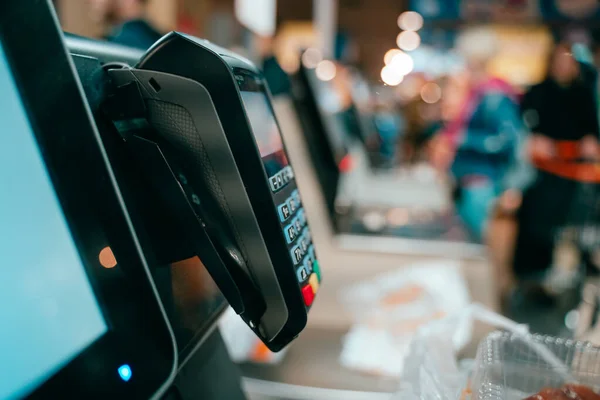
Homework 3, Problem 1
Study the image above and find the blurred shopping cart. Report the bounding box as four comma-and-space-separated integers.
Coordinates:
507, 141, 600, 336
522, 140, 600, 339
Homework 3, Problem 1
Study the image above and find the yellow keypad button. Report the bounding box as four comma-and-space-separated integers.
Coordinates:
308, 273, 319, 294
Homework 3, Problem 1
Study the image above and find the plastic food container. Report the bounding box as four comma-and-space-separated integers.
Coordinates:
470, 332, 600, 399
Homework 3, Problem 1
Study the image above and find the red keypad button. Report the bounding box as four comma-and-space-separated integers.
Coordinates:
301, 284, 315, 306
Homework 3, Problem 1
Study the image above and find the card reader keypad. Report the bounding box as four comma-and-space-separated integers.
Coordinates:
269, 169, 320, 308
269, 166, 293, 192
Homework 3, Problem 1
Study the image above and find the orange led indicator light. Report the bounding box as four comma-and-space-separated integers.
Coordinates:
99, 247, 117, 269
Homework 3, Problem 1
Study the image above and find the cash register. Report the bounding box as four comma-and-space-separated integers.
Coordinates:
0, 1, 176, 398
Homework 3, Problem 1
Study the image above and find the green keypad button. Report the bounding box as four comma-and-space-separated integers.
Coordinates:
313, 260, 321, 282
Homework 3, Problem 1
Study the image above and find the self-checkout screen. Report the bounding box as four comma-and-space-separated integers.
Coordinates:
0, 42, 107, 399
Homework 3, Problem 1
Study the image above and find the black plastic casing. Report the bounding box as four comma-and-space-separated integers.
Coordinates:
128, 33, 317, 350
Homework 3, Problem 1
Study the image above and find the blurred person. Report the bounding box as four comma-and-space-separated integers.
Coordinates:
373, 103, 404, 167
431, 27, 530, 243
255, 33, 290, 96
89, 0, 161, 50
514, 42, 599, 281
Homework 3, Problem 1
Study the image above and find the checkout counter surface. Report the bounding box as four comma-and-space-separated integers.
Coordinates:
237, 98, 497, 400
241, 328, 398, 398
241, 322, 492, 400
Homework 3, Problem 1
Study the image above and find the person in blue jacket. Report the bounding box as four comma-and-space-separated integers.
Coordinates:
432, 27, 532, 242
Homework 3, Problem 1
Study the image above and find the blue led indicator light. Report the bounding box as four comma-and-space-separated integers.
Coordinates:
118, 364, 132, 382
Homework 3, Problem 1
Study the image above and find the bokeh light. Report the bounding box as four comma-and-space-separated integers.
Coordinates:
420, 82, 442, 104
384, 48, 403, 65
381, 65, 404, 86
315, 60, 337, 81
397, 31, 421, 51
362, 211, 386, 231
387, 208, 410, 227
395, 74, 423, 101
397, 11, 424, 31
389, 51, 414, 76
301, 48, 323, 69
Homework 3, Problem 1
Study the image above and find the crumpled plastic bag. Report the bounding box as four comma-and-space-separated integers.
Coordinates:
393, 304, 530, 400
339, 261, 471, 377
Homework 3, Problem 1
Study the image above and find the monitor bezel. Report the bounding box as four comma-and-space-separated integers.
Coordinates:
65, 39, 232, 368
0, 1, 176, 398
293, 62, 351, 219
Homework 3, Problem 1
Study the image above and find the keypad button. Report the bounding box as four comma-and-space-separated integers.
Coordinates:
296, 266, 308, 282
303, 255, 315, 273
294, 218, 302, 233
292, 189, 300, 203
299, 236, 309, 254
291, 246, 303, 264
281, 169, 290, 184
309, 273, 319, 294
313, 260, 321, 282
304, 228, 312, 243
297, 209, 306, 226
301, 284, 315, 306
278, 203, 291, 222
288, 197, 298, 214
270, 169, 292, 192
308, 245, 315, 260
269, 175, 280, 192
284, 223, 297, 243
286, 166, 295, 180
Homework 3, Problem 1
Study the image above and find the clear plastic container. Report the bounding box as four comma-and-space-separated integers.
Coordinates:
471, 332, 600, 400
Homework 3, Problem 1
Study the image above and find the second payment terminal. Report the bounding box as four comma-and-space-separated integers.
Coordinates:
103, 32, 321, 351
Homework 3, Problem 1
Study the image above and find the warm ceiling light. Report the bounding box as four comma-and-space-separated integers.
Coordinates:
397, 11, 423, 31
99, 246, 117, 269
302, 48, 323, 69
381, 65, 404, 86
389, 51, 414, 76
315, 60, 337, 81
420, 82, 442, 104
397, 31, 421, 52
384, 48, 403, 65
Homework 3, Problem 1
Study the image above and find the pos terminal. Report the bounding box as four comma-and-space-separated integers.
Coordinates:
102, 32, 321, 351
0, 1, 176, 399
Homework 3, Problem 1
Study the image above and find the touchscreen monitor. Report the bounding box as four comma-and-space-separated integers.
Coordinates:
0, 40, 108, 400
0, 1, 175, 397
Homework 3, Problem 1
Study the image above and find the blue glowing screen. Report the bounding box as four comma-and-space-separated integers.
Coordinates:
0, 42, 107, 399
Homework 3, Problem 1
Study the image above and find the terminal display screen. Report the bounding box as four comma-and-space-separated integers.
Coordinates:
0, 42, 107, 399
240, 90, 290, 179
